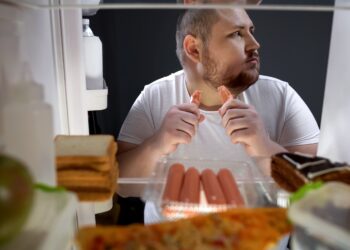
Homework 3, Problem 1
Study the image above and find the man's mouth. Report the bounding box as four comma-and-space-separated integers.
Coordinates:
246, 56, 259, 64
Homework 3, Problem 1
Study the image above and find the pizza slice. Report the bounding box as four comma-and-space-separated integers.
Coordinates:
76, 207, 292, 250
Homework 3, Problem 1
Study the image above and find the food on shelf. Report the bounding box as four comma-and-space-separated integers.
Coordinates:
271, 152, 350, 192
162, 164, 245, 206
217, 168, 245, 206
162, 163, 185, 202
55, 135, 118, 201
76, 207, 291, 250
190, 90, 201, 106
56, 135, 116, 171
201, 169, 227, 205
218, 85, 234, 103
179, 167, 200, 203
0, 154, 34, 245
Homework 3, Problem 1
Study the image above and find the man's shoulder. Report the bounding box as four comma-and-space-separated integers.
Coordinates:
146, 70, 184, 89
245, 75, 291, 99
257, 75, 288, 86
250, 75, 290, 93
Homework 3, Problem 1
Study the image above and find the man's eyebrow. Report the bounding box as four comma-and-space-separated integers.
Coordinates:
231, 25, 245, 30
231, 24, 255, 30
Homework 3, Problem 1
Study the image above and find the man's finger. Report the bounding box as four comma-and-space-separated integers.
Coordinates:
219, 99, 250, 117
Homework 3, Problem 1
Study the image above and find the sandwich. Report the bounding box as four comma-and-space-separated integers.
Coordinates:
55, 135, 118, 201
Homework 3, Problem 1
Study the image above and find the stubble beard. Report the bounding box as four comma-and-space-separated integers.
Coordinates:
202, 50, 260, 95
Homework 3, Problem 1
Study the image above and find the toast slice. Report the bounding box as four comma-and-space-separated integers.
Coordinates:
55, 135, 117, 172
57, 163, 119, 202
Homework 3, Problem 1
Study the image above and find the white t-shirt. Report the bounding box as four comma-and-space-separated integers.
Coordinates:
118, 70, 320, 223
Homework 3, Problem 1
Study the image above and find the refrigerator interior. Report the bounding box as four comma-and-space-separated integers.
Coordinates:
0, 0, 350, 243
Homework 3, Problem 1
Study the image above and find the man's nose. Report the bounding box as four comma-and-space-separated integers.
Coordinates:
245, 33, 260, 52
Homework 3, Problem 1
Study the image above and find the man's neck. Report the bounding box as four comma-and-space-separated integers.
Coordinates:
185, 72, 223, 111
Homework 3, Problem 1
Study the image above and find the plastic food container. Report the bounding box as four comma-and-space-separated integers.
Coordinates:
143, 157, 285, 220
289, 182, 350, 250
2, 188, 78, 250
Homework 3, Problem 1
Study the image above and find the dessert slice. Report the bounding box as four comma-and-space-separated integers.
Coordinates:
271, 152, 350, 192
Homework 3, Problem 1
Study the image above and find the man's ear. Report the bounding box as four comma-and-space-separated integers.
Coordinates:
183, 34, 202, 64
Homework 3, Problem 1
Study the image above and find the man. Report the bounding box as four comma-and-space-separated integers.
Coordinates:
117, 9, 319, 222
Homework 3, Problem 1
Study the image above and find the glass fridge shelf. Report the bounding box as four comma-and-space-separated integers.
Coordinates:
7, 0, 350, 12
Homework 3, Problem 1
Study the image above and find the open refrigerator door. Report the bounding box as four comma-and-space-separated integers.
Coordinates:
0, 0, 107, 234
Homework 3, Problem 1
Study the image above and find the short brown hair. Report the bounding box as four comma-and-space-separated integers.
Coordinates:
175, 10, 220, 66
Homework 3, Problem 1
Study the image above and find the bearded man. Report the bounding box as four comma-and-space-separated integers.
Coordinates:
116, 9, 319, 223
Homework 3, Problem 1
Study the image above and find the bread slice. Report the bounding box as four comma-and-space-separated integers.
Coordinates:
57, 163, 118, 202
58, 170, 113, 188
55, 135, 117, 171
76, 189, 116, 202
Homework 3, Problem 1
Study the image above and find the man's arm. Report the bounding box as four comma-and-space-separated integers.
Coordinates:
285, 143, 318, 156
219, 98, 319, 157
116, 103, 203, 197
117, 103, 203, 178
117, 139, 163, 178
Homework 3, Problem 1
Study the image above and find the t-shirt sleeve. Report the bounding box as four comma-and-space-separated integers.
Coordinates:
278, 84, 320, 147
118, 87, 156, 145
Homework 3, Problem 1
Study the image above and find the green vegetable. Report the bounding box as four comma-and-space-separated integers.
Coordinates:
289, 181, 324, 204
34, 183, 66, 193
0, 154, 34, 245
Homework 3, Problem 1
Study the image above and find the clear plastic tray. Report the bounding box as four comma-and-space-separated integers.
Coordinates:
289, 182, 350, 250
142, 157, 287, 220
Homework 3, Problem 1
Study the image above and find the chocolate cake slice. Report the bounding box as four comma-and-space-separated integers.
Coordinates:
271, 152, 350, 192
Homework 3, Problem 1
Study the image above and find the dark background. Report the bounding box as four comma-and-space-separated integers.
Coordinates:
88, 2, 334, 224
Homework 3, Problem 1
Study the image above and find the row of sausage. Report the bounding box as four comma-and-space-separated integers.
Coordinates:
162, 163, 245, 206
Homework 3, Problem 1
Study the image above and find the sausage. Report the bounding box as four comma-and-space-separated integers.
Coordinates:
179, 167, 200, 204
162, 163, 185, 202
217, 168, 245, 206
217, 86, 233, 104
190, 90, 201, 106
201, 169, 226, 204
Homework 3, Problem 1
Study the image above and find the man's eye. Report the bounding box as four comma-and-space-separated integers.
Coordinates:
229, 31, 241, 38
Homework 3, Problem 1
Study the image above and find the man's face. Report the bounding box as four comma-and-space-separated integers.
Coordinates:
200, 9, 260, 95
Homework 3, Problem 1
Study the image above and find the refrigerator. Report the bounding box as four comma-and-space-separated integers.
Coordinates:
0, 0, 350, 247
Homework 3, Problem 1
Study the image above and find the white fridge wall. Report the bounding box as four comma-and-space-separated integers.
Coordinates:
0, 1, 66, 136
0, 0, 89, 136
0, 1, 95, 226
57, 0, 96, 226
59, 0, 89, 135
318, 0, 350, 162
20, 0, 62, 135
0, 1, 64, 135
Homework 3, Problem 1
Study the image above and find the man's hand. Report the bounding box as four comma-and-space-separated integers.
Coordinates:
151, 103, 204, 156
218, 87, 285, 157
